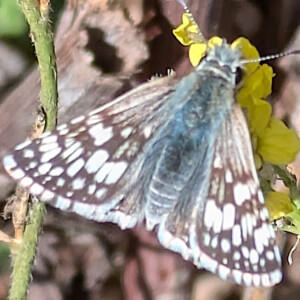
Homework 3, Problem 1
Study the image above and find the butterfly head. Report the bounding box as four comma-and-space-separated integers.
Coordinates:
197, 41, 244, 85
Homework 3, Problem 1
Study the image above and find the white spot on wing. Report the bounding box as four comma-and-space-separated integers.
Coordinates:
274, 246, 281, 262
121, 127, 133, 138
258, 190, 264, 203
66, 191, 74, 197
40, 147, 61, 163
143, 126, 152, 139
41, 190, 55, 201
266, 250, 274, 261
252, 274, 260, 287
204, 200, 216, 229
95, 162, 113, 183
261, 274, 270, 286
260, 258, 266, 268
220, 239, 230, 253
38, 163, 52, 175
49, 167, 64, 176
204, 200, 222, 233
203, 233, 210, 246
59, 128, 69, 135
249, 249, 259, 264
222, 203, 235, 230
200, 252, 218, 273
28, 161, 38, 169
20, 177, 33, 187
23, 149, 35, 158
39, 143, 59, 152
225, 169, 233, 183
270, 269, 282, 285
233, 183, 251, 205
96, 188, 107, 199
72, 177, 86, 190
85, 149, 109, 174
56, 196, 71, 210
241, 246, 249, 259
246, 213, 253, 235
211, 236, 218, 248
104, 161, 128, 184
66, 147, 84, 163
70, 115, 85, 124
232, 270, 242, 285
73, 202, 96, 219
233, 251, 241, 261
88, 123, 113, 146
3, 154, 17, 169
126, 141, 140, 157
41, 135, 58, 144
15, 140, 31, 150
218, 264, 230, 280
61, 142, 81, 159
87, 184, 96, 195
213, 154, 221, 168
86, 115, 102, 125
260, 207, 269, 221
56, 178, 65, 187
66, 158, 85, 177
56, 123, 67, 130
243, 273, 252, 286
232, 225, 242, 246
65, 138, 75, 148
11, 168, 25, 180
30, 183, 44, 195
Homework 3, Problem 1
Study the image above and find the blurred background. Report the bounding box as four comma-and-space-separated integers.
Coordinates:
0, 0, 299, 299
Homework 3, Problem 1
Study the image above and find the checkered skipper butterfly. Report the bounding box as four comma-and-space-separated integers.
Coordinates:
2, 1, 285, 287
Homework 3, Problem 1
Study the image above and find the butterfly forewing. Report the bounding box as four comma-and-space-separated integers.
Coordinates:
4, 76, 179, 225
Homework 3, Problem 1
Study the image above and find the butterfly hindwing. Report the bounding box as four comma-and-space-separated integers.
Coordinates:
191, 105, 281, 286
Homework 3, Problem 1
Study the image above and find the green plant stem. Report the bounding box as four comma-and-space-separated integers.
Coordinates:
9, 0, 58, 299
10, 203, 45, 300
19, 0, 58, 131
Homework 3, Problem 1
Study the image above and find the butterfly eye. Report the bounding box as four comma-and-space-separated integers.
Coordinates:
235, 67, 243, 84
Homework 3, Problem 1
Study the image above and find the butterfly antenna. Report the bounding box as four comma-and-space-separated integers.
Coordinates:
176, 0, 206, 43
241, 49, 300, 65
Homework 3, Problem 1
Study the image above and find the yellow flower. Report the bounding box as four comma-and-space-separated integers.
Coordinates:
265, 191, 294, 221
233, 39, 300, 167
173, 13, 223, 66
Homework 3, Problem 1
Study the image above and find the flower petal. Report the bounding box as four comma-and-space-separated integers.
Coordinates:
248, 98, 272, 134
173, 13, 200, 46
189, 43, 207, 66
265, 191, 293, 221
257, 118, 300, 164
207, 36, 223, 48
231, 37, 259, 74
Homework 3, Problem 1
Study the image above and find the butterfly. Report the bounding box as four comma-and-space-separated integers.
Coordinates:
2, 6, 282, 287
